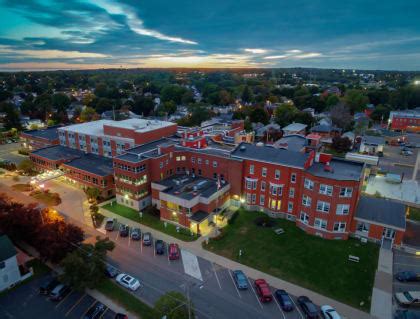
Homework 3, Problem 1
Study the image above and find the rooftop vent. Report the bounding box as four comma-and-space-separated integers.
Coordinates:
324, 163, 334, 173
239, 145, 246, 151
256, 142, 264, 147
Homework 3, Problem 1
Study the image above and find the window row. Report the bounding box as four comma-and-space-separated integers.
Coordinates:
249, 165, 296, 182
304, 179, 353, 198
191, 157, 218, 168
299, 213, 347, 232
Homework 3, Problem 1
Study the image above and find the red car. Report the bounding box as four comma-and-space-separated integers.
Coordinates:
254, 279, 272, 303
168, 243, 180, 260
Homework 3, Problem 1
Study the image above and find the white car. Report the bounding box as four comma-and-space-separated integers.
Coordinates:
321, 305, 341, 319
395, 291, 420, 306
116, 273, 141, 291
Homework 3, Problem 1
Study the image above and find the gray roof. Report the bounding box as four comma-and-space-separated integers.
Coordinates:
362, 135, 385, 145
115, 138, 178, 163
231, 143, 309, 168
31, 145, 83, 161
311, 124, 342, 133
63, 154, 113, 176
306, 158, 364, 181
189, 210, 209, 223
355, 197, 406, 230
0, 235, 17, 261
22, 126, 59, 141
282, 123, 307, 132
274, 135, 307, 152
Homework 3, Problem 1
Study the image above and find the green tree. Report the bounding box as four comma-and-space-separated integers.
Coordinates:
331, 136, 352, 153
85, 187, 101, 201
0, 102, 22, 130
17, 159, 35, 175
80, 107, 99, 122
325, 94, 340, 109
249, 107, 269, 124
241, 85, 253, 103
330, 103, 353, 131
61, 237, 115, 290
154, 291, 193, 319
132, 96, 154, 116
52, 93, 70, 112
273, 103, 299, 127
370, 104, 390, 122
344, 89, 369, 113
219, 90, 233, 106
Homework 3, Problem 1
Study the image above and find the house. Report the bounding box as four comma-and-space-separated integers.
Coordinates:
359, 135, 385, 155
310, 124, 342, 139
0, 235, 24, 291
255, 123, 281, 140
273, 134, 307, 152
389, 108, 420, 132
282, 123, 307, 136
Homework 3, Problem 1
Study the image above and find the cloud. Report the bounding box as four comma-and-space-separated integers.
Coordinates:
285, 49, 302, 54
263, 55, 287, 60
293, 52, 322, 59
94, 0, 197, 45
0, 46, 109, 59
244, 48, 267, 54
263, 50, 322, 60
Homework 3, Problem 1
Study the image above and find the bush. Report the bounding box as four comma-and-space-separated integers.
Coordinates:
254, 215, 276, 227
18, 149, 30, 156
143, 204, 160, 217
227, 211, 239, 225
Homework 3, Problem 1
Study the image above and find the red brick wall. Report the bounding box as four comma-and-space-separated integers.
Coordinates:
391, 117, 420, 130
134, 124, 177, 145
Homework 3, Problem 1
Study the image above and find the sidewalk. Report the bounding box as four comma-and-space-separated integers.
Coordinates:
99, 205, 373, 319
370, 247, 393, 319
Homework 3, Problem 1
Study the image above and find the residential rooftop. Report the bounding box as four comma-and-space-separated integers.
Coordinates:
274, 135, 307, 152
282, 123, 307, 132
0, 235, 17, 261
362, 135, 385, 145
355, 196, 406, 230
307, 158, 364, 181
311, 124, 342, 133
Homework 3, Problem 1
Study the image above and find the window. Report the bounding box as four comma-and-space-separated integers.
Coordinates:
302, 195, 311, 207
314, 218, 327, 230
289, 187, 295, 198
246, 179, 257, 190
249, 165, 254, 174
340, 187, 353, 197
316, 201, 330, 213
333, 222, 346, 233
275, 169, 280, 179
159, 162, 163, 169
287, 202, 293, 212
213, 173, 217, 179
261, 181, 266, 191
260, 195, 265, 205
246, 193, 252, 204
270, 185, 277, 195
304, 178, 314, 190
357, 222, 370, 233
198, 158, 202, 164
262, 167, 267, 177
336, 204, 350, 215
270, 199, 277, 210
251, 194, 256, 204
198, 169, 202, 176
191, 157, 195, 163
205, 159, 209, 165
213, 161, 218, 168
300, 212, 309, 224
291, 173, 296, 183
319, 184, 333, 196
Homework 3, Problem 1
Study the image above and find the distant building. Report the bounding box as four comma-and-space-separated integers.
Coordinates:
359, 135, 385, 155
322, 86, 341, 97
389, 108, 420, 132
282, 123, 307, 136
310, 124, 342, 139
0, 235, 24, 292
20, 126, 60, 150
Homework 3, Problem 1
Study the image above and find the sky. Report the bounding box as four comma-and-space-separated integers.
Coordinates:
1, 0, 420, 71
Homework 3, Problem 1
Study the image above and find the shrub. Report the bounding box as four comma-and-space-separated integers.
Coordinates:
228, 211, 239, 225
254, 215, 276, 227
18, 149, 30, 156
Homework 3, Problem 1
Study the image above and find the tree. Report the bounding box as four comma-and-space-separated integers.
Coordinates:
219, 90, 233, 106
330, 103, 353, 131
331, 136, 352, 153
161, 85, 187, 104
0, 102, 21, 130
325, 94, 339, 109
249, 107, 269, 124
154, 291, 193, 319
273, 103, 299, 127
52, 93, 70, 112
17, 159, 36, 175
132, 96, 154, 116
370, 104, 390, 122
158, 101, 176, 116
85, 187, 101, 201
80, 107, 99, 122
344, 89, 369, 114
61, 237, 115, 290
241, 85, 253, 103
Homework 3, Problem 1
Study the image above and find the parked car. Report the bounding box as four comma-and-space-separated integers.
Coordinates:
396, 271, 420, 282
232, 270, 248, 289
116, 274, 141, 291
49, 284, 71, 301
297, 296, 319, 318
105, 264, 119, 278
143, 232, 152, 246
105, 218, 115, 231
401, 150, 413, 156
254, 279, 272, 303
119, 224, 129, 237
274, 289, 294, 312
155, 240, 165, 255
168, 243, 180, 260
394, 309, 420, 319
395, 291, 420, 307
131, 228, 141, 241
39, 277, 59, 295
320, 305, 341, 319
84, 302, 106, 319
114, 314, 128, 319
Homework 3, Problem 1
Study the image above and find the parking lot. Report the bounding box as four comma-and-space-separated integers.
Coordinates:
0, 141, 26, 165
0, 274, 118, 319
393, 250, 420, 316
99, 219, 321, 319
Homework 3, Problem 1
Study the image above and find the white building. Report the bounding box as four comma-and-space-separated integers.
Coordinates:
0, 235, 23, 292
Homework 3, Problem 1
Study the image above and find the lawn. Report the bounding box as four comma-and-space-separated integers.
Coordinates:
30, 190, 61, 206
102, 202, 199, 242
203, 209, 379, 311
408, 206, 420, 222
12, 183, 33, 192
96, 279, 158, 319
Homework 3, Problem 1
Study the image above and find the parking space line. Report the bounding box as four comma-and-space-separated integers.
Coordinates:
153, 239, 156, 257
82, 300, 98, 319
55, 289, 73, 308
65, 293, 86, 317
115, 230, 119, 241
212, 263, 222, 290
273, 295, 286, 319
128, 228, 131, 247
228, 270, 241, 298
290, 297, 304, 319
100, 306, 108, 318
247, 278, 263, 309
167, 244, 170, 265
140, 233, 143, 253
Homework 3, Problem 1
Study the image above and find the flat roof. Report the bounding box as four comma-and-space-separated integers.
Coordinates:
231, 143, 309, 168
22, 126, 59, 141
282, 123, 307, 132
355, 196, 406, 229
362, 135, 385, 145
31, 145, 83, 161
63, 154, 114, 176
307, 158, 364, 181
104, 118, 175, 133
274, 135, 306, 152
189, 210, 209, 223
156, 175, 227, 200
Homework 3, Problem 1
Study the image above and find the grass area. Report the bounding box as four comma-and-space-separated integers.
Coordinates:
102, 202, 199, 242
324, 148, 346, 158
408, 206, 420, 222
30, 190, 61, 206
96, 279, 158, 319
203, 209, 379, 311
12, 183, 33, 192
